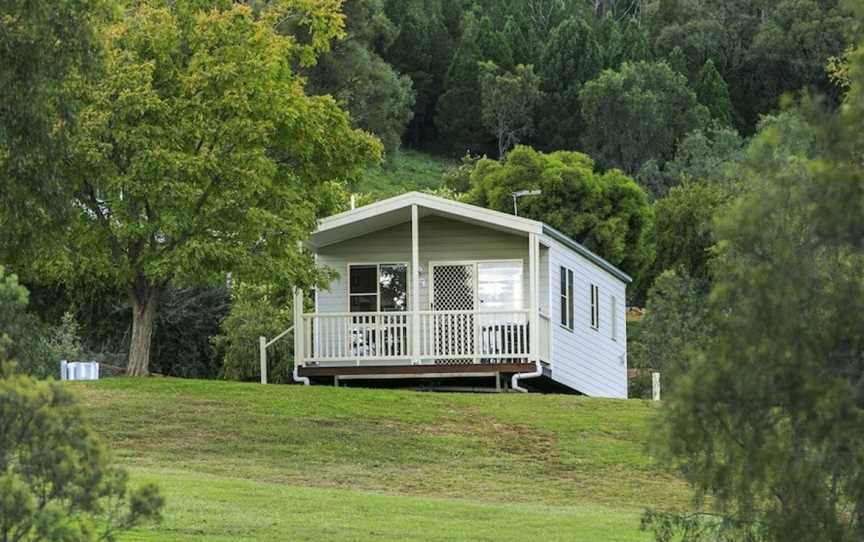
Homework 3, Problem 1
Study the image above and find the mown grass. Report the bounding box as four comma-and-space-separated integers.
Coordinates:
357, 150, 453, 198
74, 378, 686, 541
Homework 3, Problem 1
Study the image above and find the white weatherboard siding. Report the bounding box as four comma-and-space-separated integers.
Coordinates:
316, 215, 529, 312
544, 235, 628, 398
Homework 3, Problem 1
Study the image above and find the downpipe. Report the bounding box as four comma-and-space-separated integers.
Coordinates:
511, 357, 542, 393
292, 363, 310, 386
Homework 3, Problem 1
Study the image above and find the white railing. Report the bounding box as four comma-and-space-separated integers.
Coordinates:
418, 310, 530, 360
302, 312, 410, 362
300, 309, 532, 363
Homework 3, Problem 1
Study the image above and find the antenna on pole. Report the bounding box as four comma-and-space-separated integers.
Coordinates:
512, 189, 541, 216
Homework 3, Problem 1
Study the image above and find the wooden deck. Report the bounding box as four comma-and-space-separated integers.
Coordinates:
296, 362, 537, 378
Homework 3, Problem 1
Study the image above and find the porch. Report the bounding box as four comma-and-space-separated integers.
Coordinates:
293, 194, 552, 378
297, 309, 551, 366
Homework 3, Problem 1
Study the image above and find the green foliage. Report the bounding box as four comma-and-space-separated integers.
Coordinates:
652, 181, 730, 279
636, 124, 744, 198
580, 61, 708, 174
747, 0, 852, 113
478, 62, 541, 157
646, 44, 864, 541
213, 284, 294, 383
693, 59, 735, 126
0, 267, 79, 378
378, 0, 455, 147
627, 270, 711, 383
0, 0, 113, 258
463, 145, 653, 291
0, 360, 163, 541
537, 17, 602, 150
358, 150, 454, 198
150, 285, 230, 378
39, 1, 381, 374
307, 0, 415, 154
665, 125, 745, 185
435, 10, 514, 155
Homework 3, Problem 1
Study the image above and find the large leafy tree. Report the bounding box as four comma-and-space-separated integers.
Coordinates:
478, 62, 541, 157
580, 61, 707, 174
645, 41, 864, 542
463, 145, 653, 292
42, 2, 381, 376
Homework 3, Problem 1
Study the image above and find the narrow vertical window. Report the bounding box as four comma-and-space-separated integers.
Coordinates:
611, 295, 617, 340
590, 284, 599, 330
560, 266, 574, 330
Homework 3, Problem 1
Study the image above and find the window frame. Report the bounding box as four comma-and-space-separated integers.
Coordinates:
347, 262, 409, 313
560, 266, 574, 331
590, 284, 599, 330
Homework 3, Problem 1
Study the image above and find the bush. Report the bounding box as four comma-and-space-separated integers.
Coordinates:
0, 358, 163, 540
213, 284, 294, 383
628, 371, 653, 399
0, 267, 80, 378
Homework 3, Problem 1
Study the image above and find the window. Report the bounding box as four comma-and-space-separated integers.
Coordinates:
590, 284, 599, 330
560, 266, 574, 330
611, 295, 617, 340
349, 264, 408, 312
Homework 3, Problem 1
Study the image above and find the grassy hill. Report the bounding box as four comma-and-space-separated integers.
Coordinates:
357, 150, 454, 198
74, 378, 688, 541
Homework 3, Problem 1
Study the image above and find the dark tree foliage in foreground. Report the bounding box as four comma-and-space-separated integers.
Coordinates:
644, 40, 864, 542
0, 360, 163, 541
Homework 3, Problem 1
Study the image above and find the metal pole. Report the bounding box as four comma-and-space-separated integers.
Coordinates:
259, 336, 268, 384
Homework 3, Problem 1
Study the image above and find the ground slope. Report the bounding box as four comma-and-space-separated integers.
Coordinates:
75, 378, 687, 541
357, 150, 453, 198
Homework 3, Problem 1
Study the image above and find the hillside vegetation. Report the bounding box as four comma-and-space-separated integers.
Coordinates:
357, 150, 453, 198
75, 379, 687, 541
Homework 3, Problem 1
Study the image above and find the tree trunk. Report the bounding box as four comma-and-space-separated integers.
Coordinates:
126, 284, 159, 376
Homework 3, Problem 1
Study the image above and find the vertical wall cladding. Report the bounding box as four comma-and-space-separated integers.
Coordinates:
546, 236, 628, 398
314, 215, 530, 312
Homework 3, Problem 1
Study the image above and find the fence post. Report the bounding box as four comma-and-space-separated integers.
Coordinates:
259, 336, 268, 384
652, 372, 661, 401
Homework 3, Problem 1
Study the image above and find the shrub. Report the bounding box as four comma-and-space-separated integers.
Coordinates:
0, 358, 164, 540
213, 284, 294, 383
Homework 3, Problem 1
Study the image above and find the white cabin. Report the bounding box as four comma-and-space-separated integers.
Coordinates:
292, 192, 629, 397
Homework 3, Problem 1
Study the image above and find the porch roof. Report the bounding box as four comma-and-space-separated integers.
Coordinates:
307, 192, 632, 283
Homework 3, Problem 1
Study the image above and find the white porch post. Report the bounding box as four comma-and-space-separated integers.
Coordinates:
411, 204, 420, 364
528, 233, 540, 362
293, 287, 304, 366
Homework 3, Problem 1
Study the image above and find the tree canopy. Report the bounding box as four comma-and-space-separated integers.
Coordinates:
462, 145, 653, 285
645, 38, 864, 541
580, 61, 708, 174
32, 1, 381, 375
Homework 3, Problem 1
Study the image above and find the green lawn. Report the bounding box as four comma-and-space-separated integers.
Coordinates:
74, 378, 687, 541
357, 150, 453, 198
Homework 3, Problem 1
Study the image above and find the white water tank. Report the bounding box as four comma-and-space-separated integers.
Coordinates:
60, 361, 100, 381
